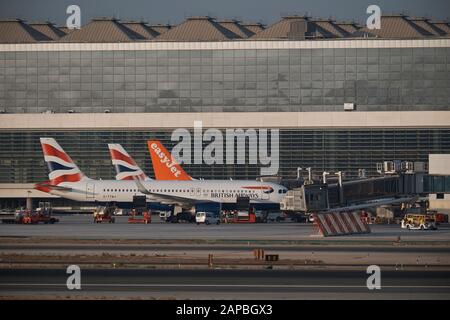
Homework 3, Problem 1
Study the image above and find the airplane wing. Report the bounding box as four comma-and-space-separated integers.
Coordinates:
133, 178, 205, 208
147, 192, 198, 208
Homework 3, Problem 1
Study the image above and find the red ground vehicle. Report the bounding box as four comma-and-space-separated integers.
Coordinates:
10, 211, 34, 224
128, 210, 151, 224
29, 211, 59, 224
2, 208, 59, 224
21, 213, 32, 224
93, 206, 116, 223
94, 215, 115, 223
427, 210, 448, 224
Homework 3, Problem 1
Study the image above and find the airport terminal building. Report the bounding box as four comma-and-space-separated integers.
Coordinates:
0, 15, 450, 209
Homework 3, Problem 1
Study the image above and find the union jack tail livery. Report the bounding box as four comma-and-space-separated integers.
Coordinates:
108, 144, 150, 181
147, 140, 193, 181
39, 138, 87, 185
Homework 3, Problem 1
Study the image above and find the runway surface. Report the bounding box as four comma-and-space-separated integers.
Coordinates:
2, 215, 449, 299
1, 268, 449, 299
2, 243, 449, 253
1, 215, 450, 242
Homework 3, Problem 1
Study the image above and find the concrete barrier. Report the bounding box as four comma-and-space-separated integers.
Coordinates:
313, 211, 371, 237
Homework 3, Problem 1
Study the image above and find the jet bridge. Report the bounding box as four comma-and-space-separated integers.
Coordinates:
280, 173, 427, 215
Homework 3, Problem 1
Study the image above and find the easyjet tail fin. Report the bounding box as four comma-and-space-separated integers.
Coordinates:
147, 140, 193, 180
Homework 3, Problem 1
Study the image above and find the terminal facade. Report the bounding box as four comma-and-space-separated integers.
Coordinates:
0, 15, 449, 209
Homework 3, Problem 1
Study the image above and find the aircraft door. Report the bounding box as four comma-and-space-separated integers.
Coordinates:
86, 183, 95, 200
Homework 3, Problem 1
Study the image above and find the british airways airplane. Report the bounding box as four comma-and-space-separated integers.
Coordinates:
35, 138, 288, 211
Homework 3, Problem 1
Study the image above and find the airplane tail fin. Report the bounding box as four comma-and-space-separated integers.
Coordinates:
39, 138, 87, 185
147, 140, 193, 180
108, 143, 151, 181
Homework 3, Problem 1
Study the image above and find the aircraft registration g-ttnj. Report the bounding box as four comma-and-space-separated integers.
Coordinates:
35, 138, 288, 210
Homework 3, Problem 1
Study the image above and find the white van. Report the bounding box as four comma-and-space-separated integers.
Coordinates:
159, 211, 171, 221
114, 208, 130, 216
196, 211, 220, 225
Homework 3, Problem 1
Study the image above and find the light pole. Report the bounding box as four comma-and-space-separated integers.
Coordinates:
322, 171, 330, 183
26, 190, 32, 211
306, 167, 312, 183
298, 167, 314, 184
334, 171, 344, 205
296, 167, 302, 180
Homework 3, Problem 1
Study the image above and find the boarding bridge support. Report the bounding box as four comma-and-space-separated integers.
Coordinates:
336, 171, 344, 206
26, 197, 32, 210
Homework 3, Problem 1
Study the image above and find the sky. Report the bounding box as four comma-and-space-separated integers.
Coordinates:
0, 0, 449, 26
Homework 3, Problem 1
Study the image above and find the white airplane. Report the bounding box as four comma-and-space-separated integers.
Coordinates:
36, 138, 288, 211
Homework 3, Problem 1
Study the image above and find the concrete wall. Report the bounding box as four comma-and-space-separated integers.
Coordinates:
1, 111, 450, 130
429, 202, 450, 211
1, 38, 449, 52
428, 154, 450, 211
429, 154, 450, 175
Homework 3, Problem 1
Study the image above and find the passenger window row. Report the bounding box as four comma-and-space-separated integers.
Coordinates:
101, 188, 257, 193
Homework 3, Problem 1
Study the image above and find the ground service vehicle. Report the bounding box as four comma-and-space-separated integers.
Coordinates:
93, 206, 116, 223
175, 212, 195, 223
128, 210, 151, 224
427, 210, 448, 224
2, 201, 58, 224
196, 211, 220, 225
255, 210, 268, 223
401, 214, 437, 230
222, 210, 257, 223
2, 209, 59, 224
267, 211, 285, 222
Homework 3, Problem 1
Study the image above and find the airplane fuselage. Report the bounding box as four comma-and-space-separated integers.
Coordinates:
48, 179, 287, 209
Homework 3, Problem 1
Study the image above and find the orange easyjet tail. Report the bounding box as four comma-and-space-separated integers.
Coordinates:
147, 140, 193, 180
